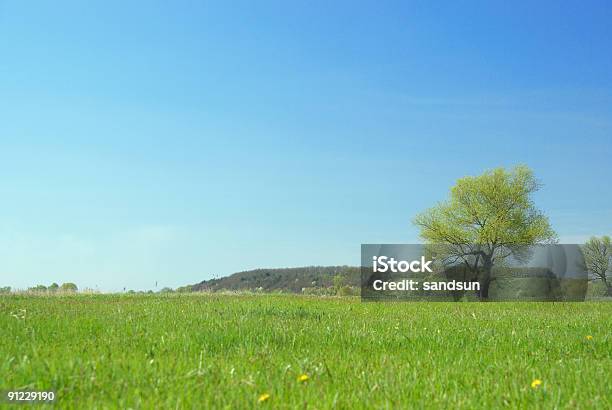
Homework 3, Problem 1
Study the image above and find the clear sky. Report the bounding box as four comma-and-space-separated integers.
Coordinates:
1, 1, 611, 291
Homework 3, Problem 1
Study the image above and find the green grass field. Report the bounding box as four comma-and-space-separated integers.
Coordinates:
1, 294, 610, 409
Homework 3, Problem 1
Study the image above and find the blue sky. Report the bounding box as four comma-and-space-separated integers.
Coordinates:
1, 1, 611, 291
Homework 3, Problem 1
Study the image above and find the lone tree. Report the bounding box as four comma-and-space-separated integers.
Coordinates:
413, 165, 557, 299
582, 236, 611, 296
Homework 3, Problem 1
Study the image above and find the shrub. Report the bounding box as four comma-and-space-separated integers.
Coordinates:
60, 283, 78, 292
338, 285, 356, 296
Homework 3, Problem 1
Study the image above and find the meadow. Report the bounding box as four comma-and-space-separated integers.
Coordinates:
1, 294, 610, 409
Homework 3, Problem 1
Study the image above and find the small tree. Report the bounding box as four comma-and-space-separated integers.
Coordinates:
414, 166, 557, 299
582, 236, 611, 296
332, 274, 346, 294
60, 283, 78, 292
0, 286, 11, 294
48, 283, 59, 292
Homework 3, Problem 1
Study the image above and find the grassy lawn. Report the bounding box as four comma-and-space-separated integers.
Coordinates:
1, 294, 610, 408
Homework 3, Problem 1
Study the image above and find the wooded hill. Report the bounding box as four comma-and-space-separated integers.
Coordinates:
192, 266, 360, 293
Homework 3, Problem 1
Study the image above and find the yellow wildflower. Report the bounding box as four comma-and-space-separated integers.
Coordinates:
585, 335, 593, 340
258, 393, 270, 403
531, 379, 542, 389
297, 374, 309, 383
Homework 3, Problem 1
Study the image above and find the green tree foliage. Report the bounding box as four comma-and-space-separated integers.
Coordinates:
414, 165, 557, 299
60, 283, 78, 292
48, 283, 60, 292
333, 274, 346, 291
582, 236, 611, 296
0, 286, 11, 294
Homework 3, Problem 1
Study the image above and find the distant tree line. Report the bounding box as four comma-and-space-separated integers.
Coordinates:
0, 283, 78, 294
191, 265, 360, 294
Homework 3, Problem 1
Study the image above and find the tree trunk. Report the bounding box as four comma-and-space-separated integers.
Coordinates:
479, 258, 493, 300
605, 278, 612, 297
480, 276, 491, 299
